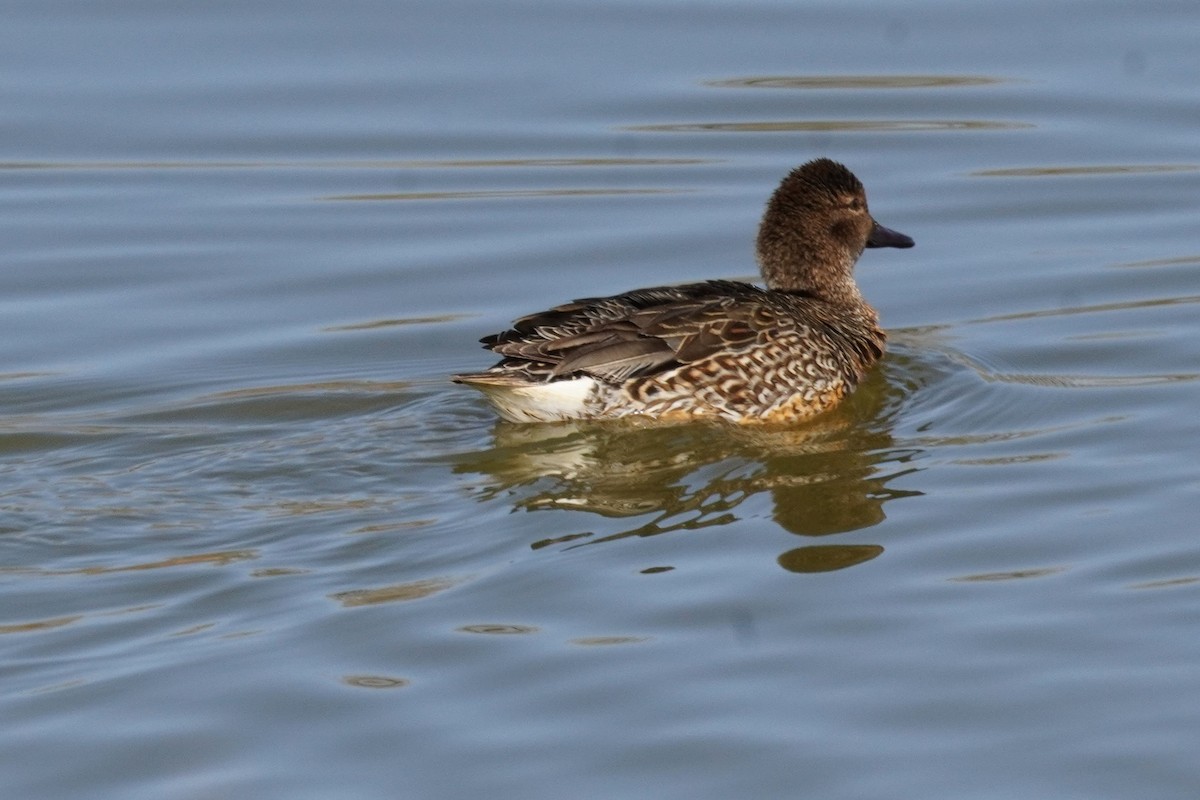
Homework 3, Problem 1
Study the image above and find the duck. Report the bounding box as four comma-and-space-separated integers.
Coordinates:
453, 158, 914, 424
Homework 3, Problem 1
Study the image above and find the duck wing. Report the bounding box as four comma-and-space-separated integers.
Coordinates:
480, 280, 779, 383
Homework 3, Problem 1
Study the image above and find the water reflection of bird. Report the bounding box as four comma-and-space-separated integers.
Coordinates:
455, 159, 913, 424
453, 351, 933, 567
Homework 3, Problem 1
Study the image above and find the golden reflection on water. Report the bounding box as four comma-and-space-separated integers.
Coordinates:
0, 614, 83, 634
0, 604, 161, 636
777, 544, 885, 573
330, 576, 463, 607
79, 549, 257, 574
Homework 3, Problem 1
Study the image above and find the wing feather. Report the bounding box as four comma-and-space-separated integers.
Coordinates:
475, 280, 789, 384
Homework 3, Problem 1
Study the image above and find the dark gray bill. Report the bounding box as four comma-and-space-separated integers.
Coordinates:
866, 220, 914, 248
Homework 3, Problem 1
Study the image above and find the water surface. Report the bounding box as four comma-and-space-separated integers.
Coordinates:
3, 1, 1200, 798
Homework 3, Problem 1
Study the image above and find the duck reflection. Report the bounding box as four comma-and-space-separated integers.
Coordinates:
453, 351, 930, 572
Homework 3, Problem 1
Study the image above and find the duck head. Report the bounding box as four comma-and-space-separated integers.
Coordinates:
756, 158, 913, 304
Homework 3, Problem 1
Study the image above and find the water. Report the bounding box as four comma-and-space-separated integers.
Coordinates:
3, 1, 1199, 798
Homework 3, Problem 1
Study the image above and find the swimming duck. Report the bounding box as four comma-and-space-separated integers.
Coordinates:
454, 158, 913, 424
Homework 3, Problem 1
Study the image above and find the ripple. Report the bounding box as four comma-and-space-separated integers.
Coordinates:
951, 567, 1065, 582
205, 380, 410, 400
973, 164, 1199, 177
28, 678, 89, 695
397, 157, 709, 169
0, 614, 83, 635
953, 453, 1065, 466
323, 315, 469, 332
777, 544, 885, 573
410, 157, 711, 169
247, 498, 391, 518
1112, 254, 1200, 269
170, 623, 217, 638
0, 371, 58, 382
628, 120, 1031, 133
80, 550, 257, 574
968, 293, 1200, 324
570, 636, 649, 646
706, 74, 1010, 90
919, 332, 1200, 393
975, 372, 1199, 388
1130, 577, 1200, 590
457, 624, 540, 635
0, 157, 711, 172
349, 520, 436, 535
343, 675, 410, 689
530, 532, 592, 550
330, 576, 463, 607
324, 188, 680, 202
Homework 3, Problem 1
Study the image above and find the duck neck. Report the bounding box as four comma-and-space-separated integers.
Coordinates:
813, 278, 868, 310
759, 252, 866, 309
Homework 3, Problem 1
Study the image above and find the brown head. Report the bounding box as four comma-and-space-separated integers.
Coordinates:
755, 158, 913, 305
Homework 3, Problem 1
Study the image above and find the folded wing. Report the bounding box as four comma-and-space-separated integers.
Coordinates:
480, 280, 777, 384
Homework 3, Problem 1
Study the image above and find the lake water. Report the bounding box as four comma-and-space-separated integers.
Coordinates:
3, 1, 1199, 798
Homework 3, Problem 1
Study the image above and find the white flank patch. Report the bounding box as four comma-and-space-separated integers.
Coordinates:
474, 377, 597, 423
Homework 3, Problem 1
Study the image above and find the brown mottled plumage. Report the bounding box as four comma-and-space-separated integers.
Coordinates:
454, 158, 914, 424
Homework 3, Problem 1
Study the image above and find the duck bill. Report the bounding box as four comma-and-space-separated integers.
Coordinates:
866, 220, 914, 248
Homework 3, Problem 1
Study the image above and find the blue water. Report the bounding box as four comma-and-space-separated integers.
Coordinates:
3, 2, 1200, 798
